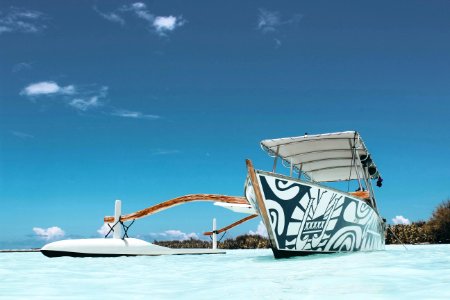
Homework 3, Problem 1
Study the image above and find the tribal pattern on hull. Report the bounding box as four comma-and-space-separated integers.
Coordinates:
248, 173, 385, 253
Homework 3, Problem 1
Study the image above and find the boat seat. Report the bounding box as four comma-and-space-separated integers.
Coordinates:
349, 190, 370, 200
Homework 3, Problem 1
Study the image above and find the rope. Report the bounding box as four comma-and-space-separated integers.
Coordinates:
104, 219, 136, 239
218, 231, 227, 243
347, 132, 357, 192
208, 231, 227, 246
104, 219, 121, 238
388, 225, 408, 251
121, 219, 135, 239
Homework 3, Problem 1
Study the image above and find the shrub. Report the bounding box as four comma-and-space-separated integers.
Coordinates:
220, 234, 270, 249
386, 222, 433, 245
425, 199, 450, 243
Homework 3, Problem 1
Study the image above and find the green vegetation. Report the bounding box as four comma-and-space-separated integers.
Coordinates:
153, 234, 270, 249
219, 234, 270, 249
154, 239, 212, 249
382, 199, 449, 245
426, 199, 450, 243
386, 222, 433, 244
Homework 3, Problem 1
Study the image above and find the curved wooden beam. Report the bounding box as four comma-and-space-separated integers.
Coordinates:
246, 159, 274, 244
203, 214, 258, 236
104, 194, 249, 223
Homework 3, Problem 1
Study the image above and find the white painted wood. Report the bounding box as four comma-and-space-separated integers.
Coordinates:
212, 218, 217, 249
113, 200, 122, 239
213, 202, 256, 214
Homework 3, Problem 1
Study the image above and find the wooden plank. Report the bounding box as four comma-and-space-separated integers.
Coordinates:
245, 159, 275, 246
104, 194, 249, 223
349, 190, 370, 199
203, 214, 258, 236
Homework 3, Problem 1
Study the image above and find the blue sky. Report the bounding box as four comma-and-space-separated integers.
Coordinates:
1, 0, 449, 248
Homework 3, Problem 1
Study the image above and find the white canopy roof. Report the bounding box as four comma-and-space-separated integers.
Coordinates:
260, 131, 379, 182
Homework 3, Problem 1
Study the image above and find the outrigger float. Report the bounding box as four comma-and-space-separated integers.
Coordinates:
42, 131, 385, 258
41, 195, 253, 257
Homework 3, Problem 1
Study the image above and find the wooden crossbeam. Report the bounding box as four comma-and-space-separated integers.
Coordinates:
104, 194, 249, 223
203, 214, 258, 236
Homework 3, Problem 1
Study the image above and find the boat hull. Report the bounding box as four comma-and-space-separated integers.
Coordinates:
41, 238, 225, 257
245, 171, 385, 258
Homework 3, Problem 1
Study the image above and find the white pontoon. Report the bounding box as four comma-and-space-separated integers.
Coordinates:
41, 195, 248, 257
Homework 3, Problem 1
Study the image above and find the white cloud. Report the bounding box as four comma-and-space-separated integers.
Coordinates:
135, 11, 154, 22
95, 3, 185, 35
11, 131, 34, 139
120, 2, 147, 12
21, 81, 158, 118
60, 85, 76, 94
67, 86, 108, 111
167, 230, 199, 240
257, 9, 281, 33
113, 2, 154, 22
0, 26, 10, 33
274, 38, 282, 48
26, 81, 59, 94
12, 62, 32, 73
111, 109, 160, 119
154, 16, 176, 30
21, 81, 109, 112
97, 85, 109, 97
98, 11, 125, 25
249, 221, 268, 237
97, 223, 114, 236
69, 96, 102, 111
0, 7, 46, 34
151, 149, 180, 155
21, 81, 75, 96
257, 8, 303, 46
153, 16, 185, 35
392, 215, 410, 225
15, 11, 41, 19
131, 2, 146, 10
119, 2, 154, 22
33, 226, 65, 241
148, 230, 199, 241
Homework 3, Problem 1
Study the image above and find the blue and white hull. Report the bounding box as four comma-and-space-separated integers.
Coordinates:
245, 170, 385, 258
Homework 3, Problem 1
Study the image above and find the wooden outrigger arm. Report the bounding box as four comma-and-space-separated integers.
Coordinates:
104, 194, 249, 223
203, 214, 258, 236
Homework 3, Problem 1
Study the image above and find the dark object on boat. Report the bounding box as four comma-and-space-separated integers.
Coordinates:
377, 176, 383, 187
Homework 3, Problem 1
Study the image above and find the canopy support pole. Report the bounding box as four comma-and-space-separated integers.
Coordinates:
289, 158, 293, 177
348, 137, 363, 191
353, 148, 368, 190
272, 146, 280, 173
353, 138, 377, 209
